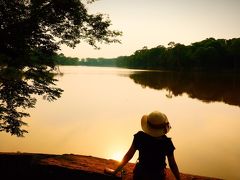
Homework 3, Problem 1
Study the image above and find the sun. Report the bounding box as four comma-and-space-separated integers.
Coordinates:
111, 151, 124, 162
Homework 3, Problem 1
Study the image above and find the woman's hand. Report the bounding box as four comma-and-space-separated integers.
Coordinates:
104, 167, 116, 176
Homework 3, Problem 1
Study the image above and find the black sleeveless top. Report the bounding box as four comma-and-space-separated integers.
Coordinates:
133, 131, 175, 172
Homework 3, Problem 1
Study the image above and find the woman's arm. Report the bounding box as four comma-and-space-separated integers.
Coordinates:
112, 142, 136, 175
167, 153, 181, 180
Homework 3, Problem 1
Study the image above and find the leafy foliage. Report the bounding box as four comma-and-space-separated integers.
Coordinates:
0, 66, 63, 136
75, 38, 240, 71
0, 0, 121, 136
115, 38, 240, 71
53, 53, 80, 65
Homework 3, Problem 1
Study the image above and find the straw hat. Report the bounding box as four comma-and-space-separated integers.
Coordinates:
141, 111, 170, 137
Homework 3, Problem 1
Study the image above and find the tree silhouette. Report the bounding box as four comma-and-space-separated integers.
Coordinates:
114, 38, 240, 71
0, 0, 121, 136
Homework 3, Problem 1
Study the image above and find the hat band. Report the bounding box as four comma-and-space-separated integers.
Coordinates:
147, 120, 168, 129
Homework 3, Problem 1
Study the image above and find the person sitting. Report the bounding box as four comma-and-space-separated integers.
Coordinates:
105, 111, 180, 180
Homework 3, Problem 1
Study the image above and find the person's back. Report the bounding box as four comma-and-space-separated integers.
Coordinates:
133, 131, 175, 179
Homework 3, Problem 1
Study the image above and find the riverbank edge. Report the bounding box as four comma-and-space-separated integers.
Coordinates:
0, 152, 221, 180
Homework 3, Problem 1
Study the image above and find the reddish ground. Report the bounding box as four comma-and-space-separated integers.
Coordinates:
0, 152, 221, 180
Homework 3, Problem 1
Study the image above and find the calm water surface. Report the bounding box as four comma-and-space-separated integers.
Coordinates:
1, 66, 240, 179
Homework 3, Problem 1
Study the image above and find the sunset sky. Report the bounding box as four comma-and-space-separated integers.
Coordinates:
60, 0, 240, 59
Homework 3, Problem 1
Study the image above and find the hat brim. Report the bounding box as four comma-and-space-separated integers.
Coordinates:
141, 115, 166, 137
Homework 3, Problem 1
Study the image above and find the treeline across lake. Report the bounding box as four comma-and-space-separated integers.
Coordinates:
55, 37, 240, 71
53, 54, 116, 67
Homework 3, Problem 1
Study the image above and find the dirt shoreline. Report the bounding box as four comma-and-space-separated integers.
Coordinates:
0, 152, 221, 179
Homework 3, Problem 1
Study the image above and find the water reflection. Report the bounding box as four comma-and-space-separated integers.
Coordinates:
1, 66, 239, 179
0, 66, 63, 136
128, 71, 240, 107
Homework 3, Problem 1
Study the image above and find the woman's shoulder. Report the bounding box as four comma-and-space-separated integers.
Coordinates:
134, 131, 149, 140
163, 135, 172, 140
160, 135, 173, 143
134, 131, 144, 137
134, 131, 172, 139
134, 131, 147, 136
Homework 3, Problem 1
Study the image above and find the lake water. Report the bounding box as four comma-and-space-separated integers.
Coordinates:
0, 66, 240, 179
